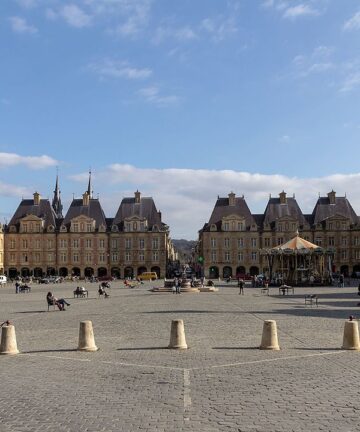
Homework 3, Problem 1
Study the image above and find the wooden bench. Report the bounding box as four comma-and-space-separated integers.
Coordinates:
73, 289, 88, 298
305, 294, 318, 307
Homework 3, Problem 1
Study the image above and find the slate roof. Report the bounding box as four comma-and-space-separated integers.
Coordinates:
8, 199, 57, 229
263, 197, 306, 226
312, 196, 358, 225
113, 197, 162, 229
204, 196, 257, 230
62, 198, 107, 229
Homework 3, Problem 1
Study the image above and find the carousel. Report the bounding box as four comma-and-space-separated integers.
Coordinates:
261, 232, 334, 286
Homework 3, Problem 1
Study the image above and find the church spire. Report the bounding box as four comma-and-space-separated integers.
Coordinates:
87, 169, 92, 198
52, 169, 63, 218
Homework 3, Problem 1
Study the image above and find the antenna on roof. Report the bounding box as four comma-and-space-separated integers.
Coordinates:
318, 192, 320, 197
293, 193, 295, 198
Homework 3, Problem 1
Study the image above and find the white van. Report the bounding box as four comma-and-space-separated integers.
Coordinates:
0, 275, 7, 285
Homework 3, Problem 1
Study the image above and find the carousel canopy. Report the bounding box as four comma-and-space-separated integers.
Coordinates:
274, 234, 320, 251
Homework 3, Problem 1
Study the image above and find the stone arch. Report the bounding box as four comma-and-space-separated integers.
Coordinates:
151, 266, 161, 278
209, 266, 219, 279
222, 266, 233, 279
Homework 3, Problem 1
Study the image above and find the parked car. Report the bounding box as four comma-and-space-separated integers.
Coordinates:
138, 272, 158, 281
0, 275, 7, 285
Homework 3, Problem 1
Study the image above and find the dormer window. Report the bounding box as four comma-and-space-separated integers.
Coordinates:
87, 223, 92, 232
10, 225, 17, 233
133, 222, 137, 231
210, 224, 217, 231
60, 225, 67, 232
99, 224, 106, 232
47, 225, 54, 232
111, 225, 118, 232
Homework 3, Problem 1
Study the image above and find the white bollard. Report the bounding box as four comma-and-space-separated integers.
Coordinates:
260, 320, 280, 350
77, 320, 98, 352
0, 324, 20, 355
342, 320, 360, 350
168, 319, 188, 349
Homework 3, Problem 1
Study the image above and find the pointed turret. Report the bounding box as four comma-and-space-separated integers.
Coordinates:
52, 172, 63, 218
87, 170, 92, 198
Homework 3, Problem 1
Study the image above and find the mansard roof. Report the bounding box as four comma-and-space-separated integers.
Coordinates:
263, 197, 306, 225
8, 198, 57, 229
205, 195, 257, 230
63, 198, 107, 229
312, 196, 358, 225
113, 196, 162, 228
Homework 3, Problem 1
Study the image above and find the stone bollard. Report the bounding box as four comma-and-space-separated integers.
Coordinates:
0, 324, 20, 355
168, 319, 188, 349
342, 320, 360, 350
77, 320, 98, 352
260, 320, 280, 350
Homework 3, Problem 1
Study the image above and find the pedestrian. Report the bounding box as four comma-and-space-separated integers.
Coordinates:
15, 281, 19, 294
309, 274, 315, 287
175, 277, 181, 294
339, 274, 344, 288
238, 279, 244, 295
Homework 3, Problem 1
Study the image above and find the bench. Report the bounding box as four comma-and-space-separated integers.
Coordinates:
73, 289, 88, 298
19, 285, 31, 293
305, 294, 318, 307
279, 285, 294, 295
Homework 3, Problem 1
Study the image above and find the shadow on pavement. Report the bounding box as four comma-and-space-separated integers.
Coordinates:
117, 347, 168, 351
22, 348, 77, 353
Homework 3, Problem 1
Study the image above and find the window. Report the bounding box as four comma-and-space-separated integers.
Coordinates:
125, 223, 131, 232
22, 224, 28, 233
73, 224, 79, 232
211, 238, 217, 248
140, 222, 145, 231
315, 238, 322, 246
47, 239, 53, 249
133, 222, 137, 231
86, 239, 92, 248
125, 238, 132, 249
342, 222, 347, 230
341, 250, 347, 260
251, 252, 257, 261
211, 251, 217, 262
35, 239, 40, 249
152, 238, 159, 249
341, 237, 347, 246
238, 222, 245, 231
278, 224, 283, 232
99, 253, 105, 263
48, 253, 54, 262
355, 250, 360, 260
139, 239, 145, 249
99, 239, 105, 248
22, 253, 28, 262
111, 253, 118, 262
291, 223, 296, 231
238, 252, 243, 262
60, 239, 67, 248
34, 253, 40, 263
328, 222, 333, 230
277, 238, 283, 246
73, 253, 79, 263
224, 252, 230, 262
60, 253, 67, 263
328, 237, 335, 246
73, 239, 79, 248
10, 239, 15, 249
251, 238, 257, 248
125, 252, 131, 262
22, 239, 28, 249
35, 224, 40, 233
10, 253, 15, 262
153, 251, 159, 261
111, 239, 117, 248
87, 224, 92, 232
238, 238, 244, 248
224, 238, 230, 248
139, 252, 145, 262
355, 237, 360, 246
264, 238, 270, 247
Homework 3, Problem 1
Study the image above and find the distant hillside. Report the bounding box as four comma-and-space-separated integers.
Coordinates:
172, 239, 197, 262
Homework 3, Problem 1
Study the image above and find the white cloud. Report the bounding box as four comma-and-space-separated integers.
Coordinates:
153, 26, 197, 44
0, 152, 58, 169
340, 72, 360, 93
0, 182, 30, 198
16, 0, 39, 8
344, 11, 360, 31
200, 17, 238, 42
59, 4, 92, 28
88, 59, 152, 80
70, 164, 360, 239
8, 16, 38, 34
137, 86, 180, 106
283, 4, 319, 19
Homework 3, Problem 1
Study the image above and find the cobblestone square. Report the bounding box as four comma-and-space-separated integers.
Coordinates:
1, 281, 360, 431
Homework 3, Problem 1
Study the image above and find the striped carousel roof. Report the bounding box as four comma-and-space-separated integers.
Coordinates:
274, 233, 320, 251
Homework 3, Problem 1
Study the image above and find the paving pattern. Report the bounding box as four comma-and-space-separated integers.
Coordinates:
1, 280, 360, 431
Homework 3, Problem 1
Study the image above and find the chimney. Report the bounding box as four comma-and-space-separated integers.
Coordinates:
328, 190, 336, 205
82, 191, 90, 206
135, 190, 141, 204
33, 192, 40, 206
279, 191, 287, 205
158, 210, 162, 220
228, 192, 236, 206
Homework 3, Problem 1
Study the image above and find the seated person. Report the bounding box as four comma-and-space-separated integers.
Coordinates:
47, 291, 70, 311
98, 286, 109, 298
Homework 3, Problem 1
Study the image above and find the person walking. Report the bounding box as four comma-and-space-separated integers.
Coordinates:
175, 277, 181, 294
238, 279, 244, 295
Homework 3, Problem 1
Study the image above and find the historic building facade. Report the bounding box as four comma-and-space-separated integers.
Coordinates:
198, 191, 360, 279
3, 175, 173, 279
0, 224, 4, 275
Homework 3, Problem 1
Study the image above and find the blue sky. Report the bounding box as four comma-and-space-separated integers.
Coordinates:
1, 0, 360, 239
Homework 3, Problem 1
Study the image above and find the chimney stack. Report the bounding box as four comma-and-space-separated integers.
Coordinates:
33, 192, 40, 206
